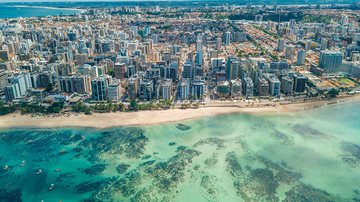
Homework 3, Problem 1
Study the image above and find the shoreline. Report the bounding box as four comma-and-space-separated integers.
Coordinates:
9, 5, 85, 12
0, 95, 359, 129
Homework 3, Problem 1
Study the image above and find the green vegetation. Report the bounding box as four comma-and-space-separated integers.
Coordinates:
73, 101, 126, 114
337, 77, 357, 86
20, 102, 64, 115
129, 99, 139, 111
107, 68, 114, 77
228, 12, 331, 24
254, 25, 279, 39
0, 101, 65, 116
326, 88, 340, 98
229, 12, 303, 22
72, 101, 92, 114
302, 15, 331, 24
130, 100, 172, 111
216, 14, 228, 20
0, 101, 17, 115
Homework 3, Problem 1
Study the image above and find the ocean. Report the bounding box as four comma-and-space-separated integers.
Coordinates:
0, 101, 359, 201
0, 6, 80, 19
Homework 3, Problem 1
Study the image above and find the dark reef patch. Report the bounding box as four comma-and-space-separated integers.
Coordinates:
176, 123, 191, 131
116, 163, 131, 174
284, 184, 348, 201
0, 188, 22, 202
340, 142, 360, 165
82, 164, 107, 176
79, 128, 148, 160
293, 124, 328, 137
271, 129, 294, 145
194, 138, 226, 150
74, 180, 107, 194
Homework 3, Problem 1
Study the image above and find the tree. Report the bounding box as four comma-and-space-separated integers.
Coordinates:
129, 99, 138, 111
327, 88, 339, 98
0, 102, 17, 115
46, 102, 64, 113
72, 101, 92, 114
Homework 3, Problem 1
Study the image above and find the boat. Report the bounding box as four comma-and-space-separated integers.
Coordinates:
55, 168, 61, 172
35, 169, 43, 175
20, 160, 26, 167
48, 184, 55, 191
3, 165, 9, 170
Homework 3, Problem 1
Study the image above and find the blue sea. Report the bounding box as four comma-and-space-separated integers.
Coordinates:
0, 101, 360, 201
0, 6, 80, 19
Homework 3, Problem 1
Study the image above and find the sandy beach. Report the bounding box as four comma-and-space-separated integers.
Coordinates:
0, 95, 359, 129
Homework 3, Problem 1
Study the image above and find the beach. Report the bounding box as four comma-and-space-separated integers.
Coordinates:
1, 95, 359, 129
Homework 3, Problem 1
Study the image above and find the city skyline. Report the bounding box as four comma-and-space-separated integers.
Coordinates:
0, 2, 359, 201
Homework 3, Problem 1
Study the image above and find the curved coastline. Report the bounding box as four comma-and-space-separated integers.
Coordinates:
0, 95, 359, 129
10, 5, 85, 12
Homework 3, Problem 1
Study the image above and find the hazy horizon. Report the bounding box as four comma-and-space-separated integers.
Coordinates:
0, 0, 358, 3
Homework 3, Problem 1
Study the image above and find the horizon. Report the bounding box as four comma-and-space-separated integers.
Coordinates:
0, 0, 359, 3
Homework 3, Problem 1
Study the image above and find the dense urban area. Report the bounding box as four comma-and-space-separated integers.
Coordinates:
0, 3, 360, 115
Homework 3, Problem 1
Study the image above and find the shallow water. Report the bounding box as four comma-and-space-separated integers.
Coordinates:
0, 102, 360, 201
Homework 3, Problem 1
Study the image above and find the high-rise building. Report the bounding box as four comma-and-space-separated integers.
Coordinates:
297, 49, 306, 65
91, 76, 110, 101
195, 51, 203, 66
257, 77, 270, 97
128, 77, 139, 99
139, 79, 153, 100
58, 75, 91, 94
179, 79, 189, 100
171, 45, 181, 55
225, 31, 231, 45
8, 72, 32, 96
289, 19, 296, 29
196, 39, 202, 51
151, 34, 159, 45
293, 73, 307, 92
0, 69, 8, 94
242, 77, 254, 97
161, 79, 172, 100
277, 39, 285, 51
114, 63, 127, 79
144, 25, 151, 36
216, 37, 222, 50
217, 81, 231, 97
319, 51, 343, 73
107, 80, 122, 102
191, 77, 205, 99
182, 60, 193, 79
230, 79, 242, 97
264, 73, 281, 96
38, 72, 53, 88
226, 57, 240, 80
320, 38, 328, 50
4, 84, 20, 102
285, 45, 295, 60
281, 76, 294, 95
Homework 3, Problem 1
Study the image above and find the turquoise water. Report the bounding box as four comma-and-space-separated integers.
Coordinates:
0, 102, 360, 201
0, 6, 80, 19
